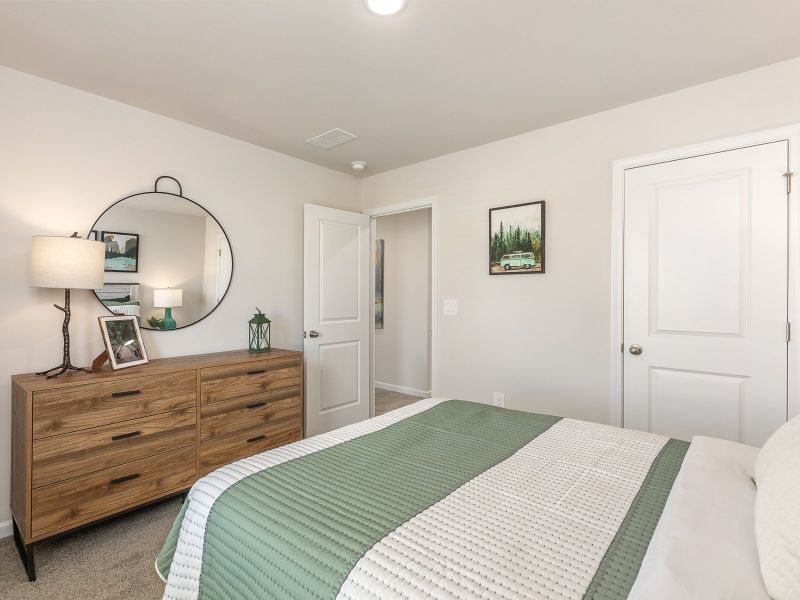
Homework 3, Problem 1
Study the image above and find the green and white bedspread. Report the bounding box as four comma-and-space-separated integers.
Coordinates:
157, 399, 688, 599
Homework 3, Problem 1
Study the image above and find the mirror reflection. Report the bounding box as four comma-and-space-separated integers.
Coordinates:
91, 191, 233, 330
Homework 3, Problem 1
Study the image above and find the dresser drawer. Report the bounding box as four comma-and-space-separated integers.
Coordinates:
200, 357, 301, 406
33, 371, 196, 439
31, 445, 195, 539
200, 386, 301, 441
200, 419, 302, 475
33, 408, 196, 488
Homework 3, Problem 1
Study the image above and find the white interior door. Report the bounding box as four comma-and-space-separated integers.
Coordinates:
216, 234, 232, 303
623, 142, 789, 446
304, 203, 371, 437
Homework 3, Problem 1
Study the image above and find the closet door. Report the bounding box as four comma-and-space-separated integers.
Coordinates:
623, 141, 789, 446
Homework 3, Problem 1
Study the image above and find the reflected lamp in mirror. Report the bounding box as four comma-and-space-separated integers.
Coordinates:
249, 308, 271, 353
90, 176, 233, 331
30, 233, 104, 377
154, 288, 183, 330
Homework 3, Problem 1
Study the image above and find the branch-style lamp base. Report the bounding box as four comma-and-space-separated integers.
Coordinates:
35, 288, 91, 379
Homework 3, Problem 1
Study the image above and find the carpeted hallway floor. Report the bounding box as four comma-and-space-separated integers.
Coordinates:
0, 497, 182, 600
374, 388, 425, 415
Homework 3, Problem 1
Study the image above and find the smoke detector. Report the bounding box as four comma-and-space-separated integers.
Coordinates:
351, 161, 367, 173
306, 128, 357, 150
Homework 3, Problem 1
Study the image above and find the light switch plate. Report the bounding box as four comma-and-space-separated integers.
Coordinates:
443, 299, 458, 316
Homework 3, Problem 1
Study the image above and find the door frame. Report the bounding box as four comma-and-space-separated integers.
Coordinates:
611, 125, 800, 429
365, 197, 439, 417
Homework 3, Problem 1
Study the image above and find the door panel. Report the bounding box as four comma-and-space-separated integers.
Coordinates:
304, 204, 370, 437
320, 341, 360, 411
320, 220, 360, 322
649, 368, 746, 442
624, 142, 788, 446
652, 173, 747, 336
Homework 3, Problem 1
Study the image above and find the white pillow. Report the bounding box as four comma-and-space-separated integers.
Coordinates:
755, 414, 800, 599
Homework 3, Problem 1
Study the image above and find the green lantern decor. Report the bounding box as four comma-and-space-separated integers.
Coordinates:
249, 308, 271, 353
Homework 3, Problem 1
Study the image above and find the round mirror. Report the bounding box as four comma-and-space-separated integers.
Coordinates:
90, 177, 233, 330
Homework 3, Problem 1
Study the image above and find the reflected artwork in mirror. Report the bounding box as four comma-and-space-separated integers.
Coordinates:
90, 176, 233, 330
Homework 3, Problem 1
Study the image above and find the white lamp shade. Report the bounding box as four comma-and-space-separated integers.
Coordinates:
154, 288, 183, 308
30, 235, 105, 290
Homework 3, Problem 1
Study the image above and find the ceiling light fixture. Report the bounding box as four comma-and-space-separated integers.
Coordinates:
351, 161, 367, 172
366, 0, 407, 16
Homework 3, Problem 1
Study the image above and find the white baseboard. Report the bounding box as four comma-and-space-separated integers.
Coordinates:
0, 519, 12, 540
374, 381, 431, 397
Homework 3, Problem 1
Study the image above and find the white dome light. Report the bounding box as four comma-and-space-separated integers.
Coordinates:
366, 0, 407, 16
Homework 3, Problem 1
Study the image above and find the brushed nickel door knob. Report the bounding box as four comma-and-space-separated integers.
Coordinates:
629, 344, 643, 355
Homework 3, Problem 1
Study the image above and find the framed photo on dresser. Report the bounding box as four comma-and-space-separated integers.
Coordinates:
98, 315, 148, 370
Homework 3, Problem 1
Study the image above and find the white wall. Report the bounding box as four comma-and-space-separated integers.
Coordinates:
0, 66, 360, 529
361, 57, 800, 422
375, 209, 431, 395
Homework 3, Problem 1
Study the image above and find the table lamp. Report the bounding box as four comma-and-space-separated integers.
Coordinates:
30, 233, 105, 378
154, 288, 182, 329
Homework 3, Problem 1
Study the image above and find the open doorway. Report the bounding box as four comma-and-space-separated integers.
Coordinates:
369, 204, 435, 416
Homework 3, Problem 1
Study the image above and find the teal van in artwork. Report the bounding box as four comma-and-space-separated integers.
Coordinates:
499, 251, 536, 270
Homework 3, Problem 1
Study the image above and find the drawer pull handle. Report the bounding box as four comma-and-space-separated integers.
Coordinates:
247, 435, 266, 443
110, 473, 140, 485
111, 430, 141, 441
247, 369, 267, 375
111, 390, 141, 398
246, 402, 266, 409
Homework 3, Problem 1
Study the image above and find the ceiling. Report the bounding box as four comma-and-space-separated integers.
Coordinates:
2, 1, 800, 176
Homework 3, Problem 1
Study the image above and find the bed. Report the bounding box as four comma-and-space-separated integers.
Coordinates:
156, 398, 777, 599
95, 282, 141, 323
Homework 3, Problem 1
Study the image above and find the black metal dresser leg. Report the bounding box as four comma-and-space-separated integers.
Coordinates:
12, 519, 36, 582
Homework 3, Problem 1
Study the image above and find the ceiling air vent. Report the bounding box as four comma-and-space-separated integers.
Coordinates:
306, 128, 357, 150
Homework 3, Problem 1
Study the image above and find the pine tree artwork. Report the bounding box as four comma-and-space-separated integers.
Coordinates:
489, 201, 545, 274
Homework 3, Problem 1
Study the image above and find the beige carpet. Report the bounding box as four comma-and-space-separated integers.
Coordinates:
0, 497, 182, 600
375, 388, 424, 416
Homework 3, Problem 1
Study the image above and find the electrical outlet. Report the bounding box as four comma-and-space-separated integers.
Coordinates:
493, 392, 505, 407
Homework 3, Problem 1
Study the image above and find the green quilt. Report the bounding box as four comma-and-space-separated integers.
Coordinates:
158, 400, 688, 600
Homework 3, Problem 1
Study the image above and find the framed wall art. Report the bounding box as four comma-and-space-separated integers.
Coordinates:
101, 230, 139, 272
375, 239, 384, 329
489, 200, 545, 275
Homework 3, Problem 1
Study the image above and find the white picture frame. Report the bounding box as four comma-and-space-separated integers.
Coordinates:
98, 315, 149, 370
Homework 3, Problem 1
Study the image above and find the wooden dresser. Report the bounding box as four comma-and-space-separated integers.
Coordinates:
11, 348, 303, 581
